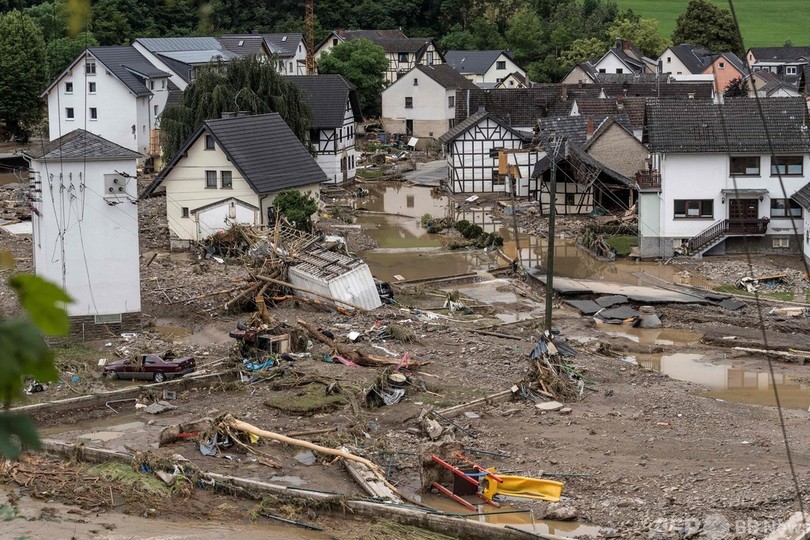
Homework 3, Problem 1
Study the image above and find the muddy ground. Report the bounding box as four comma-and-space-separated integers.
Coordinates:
2, 177, 810, 539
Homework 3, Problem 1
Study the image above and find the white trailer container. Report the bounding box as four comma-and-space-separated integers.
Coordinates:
287, 245, 382, 310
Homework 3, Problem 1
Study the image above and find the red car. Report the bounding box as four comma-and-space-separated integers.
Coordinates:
103, 353, 195, 382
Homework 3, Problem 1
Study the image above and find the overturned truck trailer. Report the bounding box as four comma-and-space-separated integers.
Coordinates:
287, 245, 382, 310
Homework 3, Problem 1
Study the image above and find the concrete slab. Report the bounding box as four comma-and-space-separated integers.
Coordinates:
535, 401, 564, 411
564, 299, 602, 315
719, 298, 747, 311
597, 306, 640, 320
402, 160, 448, 186
595, 295, 628, 308
0, 221, 32, 235
533, 275, 706, 304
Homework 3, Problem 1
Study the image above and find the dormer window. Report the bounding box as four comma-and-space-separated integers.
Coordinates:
787, 66, 798, 75
281, 35, 288, 42
238, 40, 244, 47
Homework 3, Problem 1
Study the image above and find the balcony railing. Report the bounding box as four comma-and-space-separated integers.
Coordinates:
636, 170, 661, 190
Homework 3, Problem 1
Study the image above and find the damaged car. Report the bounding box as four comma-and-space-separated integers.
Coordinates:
103, 352, 195, 382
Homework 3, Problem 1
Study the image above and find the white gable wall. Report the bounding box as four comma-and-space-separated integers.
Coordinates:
659, 47, 693, 75
593, 51, 631, 74
47, 53, 140, 153
382, 70, 454, 138
30, 157, 141, 317
481, 54, 525, 85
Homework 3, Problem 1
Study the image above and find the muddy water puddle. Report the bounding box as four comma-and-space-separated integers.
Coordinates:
600, 326, 704, 346
420, 494, 602, 537
632, 352, 810, 409
40, 412, 145, 439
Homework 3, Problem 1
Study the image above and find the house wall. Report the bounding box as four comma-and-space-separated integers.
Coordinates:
445, 118, 538, 195
561, 66, 593, 85
538, 177, 593, 215
162, 131, 261, 242
639, 152, 808, 257
659, 48, 693, 75
313, 97, 358, 183
702, 58, 742, 93
586, 123, 648, 178
47, 53, 139, 153
593, 52, 630, 74
30, 157, 141, 320
497, 73, 527, 89
382, 71, 455, 138
480, 55, 524, 85
274, 39, 308, 75
257, 183, 322, 232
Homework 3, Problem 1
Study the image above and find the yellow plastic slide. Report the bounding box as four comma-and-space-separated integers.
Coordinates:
480, 469, 564, 502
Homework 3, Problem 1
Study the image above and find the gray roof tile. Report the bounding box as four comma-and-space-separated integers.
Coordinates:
24, 129, 142, 160
750, 46, 810, 62
414, 64, 476, 89
89, 46, 169, 96
135, 37, 225, 52
260, 33, 304, 58
284, 75, 362, 128
647, 97, 810, 153
792, 182, 810, 209
219, 35, 266, 56
445, 50, 514, 75
668, 44, 712, 73
145, 114, 326, 196
438, 110, 530, 145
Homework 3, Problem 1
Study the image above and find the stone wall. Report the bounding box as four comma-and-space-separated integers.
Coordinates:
69, 312, 142, 340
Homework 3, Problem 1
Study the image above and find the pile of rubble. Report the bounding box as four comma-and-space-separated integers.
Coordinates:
694, 259, 809, 294
0, 182, 29, 222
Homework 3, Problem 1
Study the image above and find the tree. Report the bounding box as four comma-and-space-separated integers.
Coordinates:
160, 56, 312, 160
274, 190, 318, 232
724, 76, 748, 97
559, 37, 608, 70
671, 0, 743, 55
317, 38, 387, 117
438, 24, 476, 51
0, 252, 68, 459
505, 8, 545, 65
607, 18, 668, 58
46, 31, 98, 81
0, 10, 47, 140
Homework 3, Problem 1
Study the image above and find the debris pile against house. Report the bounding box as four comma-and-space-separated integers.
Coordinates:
693, 259, 810, 296
0, 182, 30, 222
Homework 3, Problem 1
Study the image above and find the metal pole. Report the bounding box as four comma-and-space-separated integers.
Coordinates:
544, 138, 562, 333
509, 167, 522, 272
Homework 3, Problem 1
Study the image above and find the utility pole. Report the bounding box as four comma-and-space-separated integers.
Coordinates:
544, 137, 564, 333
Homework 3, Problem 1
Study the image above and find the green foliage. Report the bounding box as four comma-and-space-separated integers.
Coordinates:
607, 17, 668, 57
463, 224, 484, 239
160, 56, 312, 160
559, 37, 608, 70
505, 8, 545, 65
0, 10, 47, 139
317, 38, 387, 117
274, 190, 319, 232
0, 253, 67, 459
454, 219, 471, 235
420, 213, 433, 227
671, 0, 743, 55
724, 76, 747, 97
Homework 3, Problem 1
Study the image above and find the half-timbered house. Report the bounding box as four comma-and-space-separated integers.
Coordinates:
285, 75, 362, 183
438, 110, 539, 195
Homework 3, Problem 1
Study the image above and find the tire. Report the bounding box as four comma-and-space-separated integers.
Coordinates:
107, 371, 118, 380
153, 371, 166, 383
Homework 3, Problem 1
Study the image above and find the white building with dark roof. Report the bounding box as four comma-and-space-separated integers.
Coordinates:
41, 46, 170, 162
221, 33, 308, 75
132, 37, 237, 90
639, 98, 810, 258
23, 130, 143, 335
444, 50, 526, 88
382, 64, 476, 139
142, 113, 327, 246
285, 75, 362, 183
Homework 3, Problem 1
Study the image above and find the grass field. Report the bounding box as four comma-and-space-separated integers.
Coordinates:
617, 1, 810, 48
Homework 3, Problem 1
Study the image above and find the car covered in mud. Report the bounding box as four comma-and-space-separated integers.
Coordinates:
103, 352, 195, 382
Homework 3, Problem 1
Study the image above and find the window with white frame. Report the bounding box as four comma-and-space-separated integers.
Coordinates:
89, 107, 97, 120
786, 66, 798, 75
65, 107, 74, 120
773, 237, 790, 248
154, 104, 159, 116
88, 81, 96, 93
448, 95, 455, 108
405, 97, 413, 108
496, 60, 506, 70
205, 134, 215, 150
85, 61, 96, 75
65, 82, 73, 93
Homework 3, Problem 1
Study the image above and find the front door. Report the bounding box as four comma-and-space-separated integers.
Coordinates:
729, 198, 757, 221
405, 120, 413, 137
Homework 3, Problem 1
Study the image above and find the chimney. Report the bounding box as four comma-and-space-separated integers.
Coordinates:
586, 116, 594, 140
561, 85, 568, 101
616, 95, 624, 110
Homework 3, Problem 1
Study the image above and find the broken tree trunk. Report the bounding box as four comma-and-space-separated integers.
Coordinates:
220, 415, 406, 502
297, 319, 420, 368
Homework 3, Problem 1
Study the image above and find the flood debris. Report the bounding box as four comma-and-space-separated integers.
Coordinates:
526, 335, 586, 402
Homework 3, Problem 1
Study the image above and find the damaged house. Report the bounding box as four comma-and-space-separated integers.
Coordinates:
142, 113, 327, 248
639, 97, 810, 258
532, 115, 644, 215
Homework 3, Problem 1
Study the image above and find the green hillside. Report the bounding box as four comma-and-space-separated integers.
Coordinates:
617, 1, 810, 48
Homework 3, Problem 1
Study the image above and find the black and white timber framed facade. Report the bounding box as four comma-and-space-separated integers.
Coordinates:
438, 111, 539, 195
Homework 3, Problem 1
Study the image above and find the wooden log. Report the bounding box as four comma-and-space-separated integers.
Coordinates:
221, 415, 405, 501
437, 389, 515, 417
223, 283, 261, 310
342, 447, 403, 503
257, 275, 367, 312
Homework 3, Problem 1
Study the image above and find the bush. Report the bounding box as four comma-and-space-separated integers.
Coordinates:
464, 224, 483, 239
420, 213, 432, 227
454, 219, 471, 235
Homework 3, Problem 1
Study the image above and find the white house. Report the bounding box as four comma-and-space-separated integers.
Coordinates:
592, 39, 657, 75
42, 46, 170, 163
747, 46, 810, 78
132, 37, 238, 90
639, 98, 810, 258
221, 33, 308, 75
141, 113, 327, 248
24, 130, 143, 336
285, 75, 362, 183
444, 50, 526, 88
381, 64, 476, 139
315, 29, 443, 83
438, 110, 539, 195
